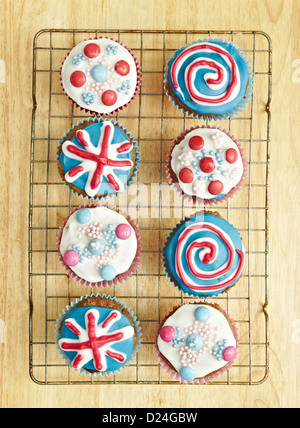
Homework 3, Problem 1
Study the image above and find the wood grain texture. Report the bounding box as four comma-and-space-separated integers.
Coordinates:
0, 0, 299, 408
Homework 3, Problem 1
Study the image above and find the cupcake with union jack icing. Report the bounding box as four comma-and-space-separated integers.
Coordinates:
155, 301, 238, 383
164, 37, 253, 120
57, 117, 139, 200
60, 37, 141, 115
55, 294, 142, 376
167, 125, 247, 206
162, 211, 245, 298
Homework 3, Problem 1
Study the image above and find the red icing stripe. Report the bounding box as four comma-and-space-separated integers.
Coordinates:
116, 142, 133, 153
102, 311, 118, 329
68, 165, 84, 177
106, 350, 125, 362
73, 354, 83, 369
107, 174, 120, 191
76, 130, 89, 147
65, 320, 81, 336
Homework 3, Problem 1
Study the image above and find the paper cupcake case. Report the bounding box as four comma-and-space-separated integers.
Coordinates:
56, 203, 142, 289
54, 293, 142, 378
166, 125, 248, 207
56, 116, 140, 202
60, 36, 142, 117
154, 302, 239, 384
161, 210, 244, 299
164, 37, 254, 121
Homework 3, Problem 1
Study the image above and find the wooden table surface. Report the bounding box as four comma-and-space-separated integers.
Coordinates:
0, 0, 299, 408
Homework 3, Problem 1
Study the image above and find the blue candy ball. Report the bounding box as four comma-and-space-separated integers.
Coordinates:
88, 238, 105, 255
194, 306, 211, 322
91, 65, 108, 82
76, 208, 92, 224
179, 366, 195, 382
186, 333, 204, 351
100, 265, 117, 281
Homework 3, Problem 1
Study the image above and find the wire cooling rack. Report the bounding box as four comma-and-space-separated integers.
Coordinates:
29, 29, 271, 385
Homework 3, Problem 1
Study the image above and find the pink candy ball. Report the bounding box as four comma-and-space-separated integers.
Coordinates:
115, 223, 132, 240
223, 346, 237, 362
63, 249, 79, 267
160, 326, 175, 342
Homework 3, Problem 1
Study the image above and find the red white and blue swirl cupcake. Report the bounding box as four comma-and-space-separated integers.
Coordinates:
57, 117, 139, 200
60, 37, 141, 115
155, 302, 238, 384
167, 125, 247, 206
162, 211, 245, 298
55, 294, 142, 377
164, 38, 253, 120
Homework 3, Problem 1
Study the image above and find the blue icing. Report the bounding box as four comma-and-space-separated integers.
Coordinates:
165, 213, 245, 296
168, 41, 249, 115
60, 306, 134, 372
60, 122, 133, 195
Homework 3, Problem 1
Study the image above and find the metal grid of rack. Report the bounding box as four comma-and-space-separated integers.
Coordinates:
29, 29, 271, 385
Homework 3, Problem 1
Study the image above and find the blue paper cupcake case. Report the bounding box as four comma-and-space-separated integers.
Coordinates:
162, 212, 245, 299
164, 37, 254, 121
54, 293, 142, 377
56, 117, 140, 201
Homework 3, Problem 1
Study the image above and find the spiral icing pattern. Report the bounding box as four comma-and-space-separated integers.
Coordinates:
167, 40, 251, 116
164, 213, 245, 296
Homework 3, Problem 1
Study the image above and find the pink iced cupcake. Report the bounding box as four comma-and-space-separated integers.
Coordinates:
57, 204, 142, 288
167, 125, 247, 206
60, 37, 141, 115
155, 302, 239, 384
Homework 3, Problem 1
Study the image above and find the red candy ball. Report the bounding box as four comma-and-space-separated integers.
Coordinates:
101, 90, 117, 106
70, 70, 86, 88
208, 180, 224, 195
115, 60, 130, 76
189, 135, 204, 150
226, 148, 238, 164
200, 157, 215, 173
83, 43, 101, 58
179, 168, 194, 183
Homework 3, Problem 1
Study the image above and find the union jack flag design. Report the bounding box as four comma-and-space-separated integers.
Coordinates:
62, 121, 134, 197
59, 308, 134, 371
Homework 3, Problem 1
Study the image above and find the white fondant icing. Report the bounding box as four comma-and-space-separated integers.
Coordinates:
157, 304, 237, 379
61, 39, 138, 114
60, 207, 137, 283
171, 128, 244, 199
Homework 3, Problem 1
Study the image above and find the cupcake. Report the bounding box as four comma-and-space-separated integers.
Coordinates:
55, 294, 142, 376
155, 302, 238, 384
167, 125, 247, 205
60, 37, 141, 115
57, 117, 139, 200
57, 205, 142, 288
162, 211, 245, 298
164, 38, 253, 120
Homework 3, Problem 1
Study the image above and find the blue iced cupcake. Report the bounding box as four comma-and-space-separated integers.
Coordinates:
162, 211, 245, 298
164, 37, 253, 120
57, 117, 139, 200
55, 294, 142, 377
